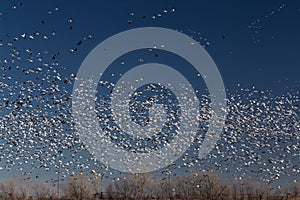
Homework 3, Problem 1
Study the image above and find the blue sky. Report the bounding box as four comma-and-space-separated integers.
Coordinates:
1, 0, 299, 90
0, 0, 299, 188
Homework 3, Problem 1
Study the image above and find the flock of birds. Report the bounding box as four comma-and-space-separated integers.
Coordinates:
248, 3, 286, 43
0, 1, 299, 186
127, 7, 175, 25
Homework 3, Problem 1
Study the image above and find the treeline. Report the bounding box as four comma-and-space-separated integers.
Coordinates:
0, 172, 299, 200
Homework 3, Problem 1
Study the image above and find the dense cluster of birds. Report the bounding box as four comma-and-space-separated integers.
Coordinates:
1, 65, 299, 184
210, 87, 299, 183
0, 1, 299, 186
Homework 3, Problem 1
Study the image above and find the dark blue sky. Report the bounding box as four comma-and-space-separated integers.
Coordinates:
1, 0, 299, 91
0, 0, 299, 187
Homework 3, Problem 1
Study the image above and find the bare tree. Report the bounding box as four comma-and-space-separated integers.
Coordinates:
153, 178, 172, 200
243, 179, 256, 199
253, 182, 268, 200
89, 169, 103, 196
0, 177, 32, 200
113, 176, 130, 199
173, 175, 194, 200
131, 173, 154, 199
105, 183, 115, 199
290, 181, 300, 200
228, 178, 274, 200
32, 182, 55, 200
62, 175, 92, 200
171, 172, 229, 200
0, 178, 18, 200
191, 171, 227, 200
112, 174, 154, 200
231, 179, 239, 200
105, 183, 114, 199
